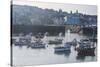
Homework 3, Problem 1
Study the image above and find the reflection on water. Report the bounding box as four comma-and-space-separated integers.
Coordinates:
12, 33, 97, 66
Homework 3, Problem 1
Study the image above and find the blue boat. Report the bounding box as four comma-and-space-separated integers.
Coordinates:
54, 43, 71, 52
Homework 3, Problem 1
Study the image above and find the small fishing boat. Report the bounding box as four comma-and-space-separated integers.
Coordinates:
48, 32, 63, 44
89, 38, 97, 42
65, 39, 77, 46
14, 41, 27, 46
49, 38, 63, 44
14, 34, 32, 46
35, 33, 44, 38
30, 42, 45, 48
54, 44, 71, 52
12, 38, 16, 44
29, 39, 46, 48
76, 39, 95, 56
14, 38, 30, 46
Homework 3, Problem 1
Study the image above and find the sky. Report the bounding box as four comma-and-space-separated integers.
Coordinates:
12, 0, 97, 15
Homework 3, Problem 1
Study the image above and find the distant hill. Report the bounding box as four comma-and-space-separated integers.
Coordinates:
11, 5, 97, 26
12, 5, 67, 25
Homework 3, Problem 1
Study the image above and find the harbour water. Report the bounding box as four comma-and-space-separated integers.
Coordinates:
12, 33, 97, 66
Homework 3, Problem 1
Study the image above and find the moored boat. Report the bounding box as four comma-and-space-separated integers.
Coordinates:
65, 39, 77, 46
89, 38, 97, 42
29, 39, 46, 48
14, 36, 31, 46
30, 42, 45, 48
49, 38, 63, 44
76, 39, 95, 56
54, 43, 71, 52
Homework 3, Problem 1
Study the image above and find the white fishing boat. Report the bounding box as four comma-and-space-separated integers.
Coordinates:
29, 39, 46, 48
14, 33, 32, 46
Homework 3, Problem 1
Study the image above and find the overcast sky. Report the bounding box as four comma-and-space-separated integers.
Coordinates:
12, 0, 97, 15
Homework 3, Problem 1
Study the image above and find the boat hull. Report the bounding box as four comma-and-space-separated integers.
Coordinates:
54, 47, 70, 52
28, 43, 45, 49
77, 48, 95, 56
49, 40, 62, 44
14, 42, 28, 46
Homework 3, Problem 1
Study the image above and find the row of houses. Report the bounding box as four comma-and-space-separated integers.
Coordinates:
55, 9, 97, 26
